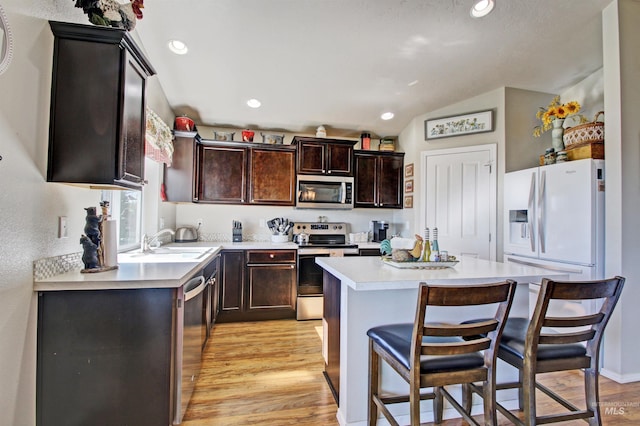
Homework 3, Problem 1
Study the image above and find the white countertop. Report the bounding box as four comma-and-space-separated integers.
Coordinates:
33, 241, 381, 292
315, 256, 569, 291
34, 241, 301, 291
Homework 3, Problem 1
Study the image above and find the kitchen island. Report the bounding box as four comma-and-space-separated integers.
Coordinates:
316, 256, 569, 426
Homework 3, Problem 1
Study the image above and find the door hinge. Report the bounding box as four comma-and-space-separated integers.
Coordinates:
489, 233, 492, 242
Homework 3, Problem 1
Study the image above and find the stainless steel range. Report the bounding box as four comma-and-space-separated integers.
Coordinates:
294, 222, 358, 320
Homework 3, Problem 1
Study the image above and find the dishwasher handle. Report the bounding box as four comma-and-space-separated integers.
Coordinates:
184, 276, 206, 302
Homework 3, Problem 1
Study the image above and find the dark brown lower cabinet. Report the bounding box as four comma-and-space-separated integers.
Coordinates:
218, 249, 297, 322
36, 288, 175, 426
323, 271, 341, 403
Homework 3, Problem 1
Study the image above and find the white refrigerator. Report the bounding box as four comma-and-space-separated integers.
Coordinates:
504, 159, 605, 315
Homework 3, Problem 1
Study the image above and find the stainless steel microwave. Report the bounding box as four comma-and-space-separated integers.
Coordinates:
296, 175, 354, 209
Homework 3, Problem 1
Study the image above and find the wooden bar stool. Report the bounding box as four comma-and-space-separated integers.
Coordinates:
367, 280, 517, 426
488, 276, 625, 426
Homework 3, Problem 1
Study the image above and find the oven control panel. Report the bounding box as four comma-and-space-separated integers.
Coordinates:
294, 222, 348, 235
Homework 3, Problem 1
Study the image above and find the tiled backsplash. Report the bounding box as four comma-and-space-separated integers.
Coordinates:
33, 252, 83, 281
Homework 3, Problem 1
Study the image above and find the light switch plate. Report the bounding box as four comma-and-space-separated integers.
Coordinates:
58, 216, 68, 238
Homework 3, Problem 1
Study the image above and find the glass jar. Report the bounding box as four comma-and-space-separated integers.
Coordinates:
556, 150, 568, 163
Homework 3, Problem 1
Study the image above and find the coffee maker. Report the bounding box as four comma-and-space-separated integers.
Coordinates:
370, 220, 389, 242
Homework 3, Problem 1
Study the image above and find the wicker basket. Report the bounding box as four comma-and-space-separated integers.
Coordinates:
563, 111, 604, 148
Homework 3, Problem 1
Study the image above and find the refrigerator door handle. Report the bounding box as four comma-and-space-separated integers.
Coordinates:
538, 170, 546, 254
506, 257, 584, 274
528, 172, 536, 252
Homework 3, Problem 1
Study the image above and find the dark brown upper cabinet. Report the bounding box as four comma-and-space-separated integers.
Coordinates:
46, 21, 155, 190
354, 150, 405, 209
196, 143, 248, 204
248, 147, 296, 205
193, 141, 296, 206
292, 136, 356, 176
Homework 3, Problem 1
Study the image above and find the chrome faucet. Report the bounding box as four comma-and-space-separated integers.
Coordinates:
141, 228, 176, 252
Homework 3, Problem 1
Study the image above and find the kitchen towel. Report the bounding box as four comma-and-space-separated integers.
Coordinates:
103, 219, 118, 267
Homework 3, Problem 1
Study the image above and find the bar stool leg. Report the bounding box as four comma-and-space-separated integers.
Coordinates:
585, 366, 601, 426
483, 376, 498, 426
434, 386, 444, 424
522, 360, 537, 426
368, 342, 380, 426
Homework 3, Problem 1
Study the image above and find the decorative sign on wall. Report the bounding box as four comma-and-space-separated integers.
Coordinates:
425, 110, 493, 140
404, 195, 413, 209
404, 179, 413, 193
405, 163, 414, 178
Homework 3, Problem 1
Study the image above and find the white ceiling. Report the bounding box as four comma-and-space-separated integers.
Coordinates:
43, 0, 611, 138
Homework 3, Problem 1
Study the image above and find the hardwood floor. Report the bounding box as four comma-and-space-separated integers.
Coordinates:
183, 319, 640, 425
182, 319, 339, 425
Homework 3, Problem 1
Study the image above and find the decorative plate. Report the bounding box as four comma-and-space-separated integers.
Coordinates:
382, 258, 459, 270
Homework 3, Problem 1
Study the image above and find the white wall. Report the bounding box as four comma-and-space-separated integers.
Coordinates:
0, 6, 101, 425
0, 3, 175, 424
601, 0, 640, 383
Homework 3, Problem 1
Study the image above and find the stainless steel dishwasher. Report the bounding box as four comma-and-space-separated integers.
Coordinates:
174, 275, 206, 425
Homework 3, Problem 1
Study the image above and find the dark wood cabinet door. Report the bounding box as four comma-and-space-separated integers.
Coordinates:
246, 264, 296, 314
164, 134, 197, 202
219, 251, 244, 314
37, 289, 174, 426
249, 147, 296, 205
196, 145, 247, 203
118, 51, 146, 185
354, 152, 378, 207
326, 143, 354, 175
297, 141, 326, 174
377, 154, 404, 208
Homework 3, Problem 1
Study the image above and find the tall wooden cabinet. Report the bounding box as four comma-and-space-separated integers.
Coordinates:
292, 136, 356, 176
47, 21, 155, 190
354, 150, 405, 208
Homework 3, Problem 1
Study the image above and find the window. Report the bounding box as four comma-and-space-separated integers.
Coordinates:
101, 190, 142, 252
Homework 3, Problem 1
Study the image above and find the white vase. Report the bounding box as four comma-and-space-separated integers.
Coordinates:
551, 118, 565, 152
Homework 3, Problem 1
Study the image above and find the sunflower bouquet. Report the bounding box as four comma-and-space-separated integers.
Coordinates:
533, 96, 587, 137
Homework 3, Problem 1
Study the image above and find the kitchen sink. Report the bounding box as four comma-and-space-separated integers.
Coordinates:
118, 247, 214, 263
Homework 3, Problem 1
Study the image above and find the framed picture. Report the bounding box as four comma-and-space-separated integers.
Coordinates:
425, 109, 493, 140
404, 195, 413, 209
405, 179, 414, 193
405, 163, 414, 178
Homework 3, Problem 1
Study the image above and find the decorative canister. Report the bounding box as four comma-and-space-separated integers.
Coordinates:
544, 148, 556, 165
556, 150, 568, 163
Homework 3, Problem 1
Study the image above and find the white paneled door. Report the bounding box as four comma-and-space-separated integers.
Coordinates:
422, 145, 496, 260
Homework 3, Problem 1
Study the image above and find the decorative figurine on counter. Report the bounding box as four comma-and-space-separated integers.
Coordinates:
80, 205, 118, 273
80, 235, 99, 271
84, 206, 101, 252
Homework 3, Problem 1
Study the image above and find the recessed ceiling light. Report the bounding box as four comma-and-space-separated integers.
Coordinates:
470, 0, 495, 18
381, 112, 395, 121
167, 39, 188, 55
247, 98, 262, 108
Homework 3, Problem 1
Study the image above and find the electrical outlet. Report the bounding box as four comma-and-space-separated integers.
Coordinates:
58, 216, 68, 238
159, 217, 165, 229
197, 218, 203, 227
259, 219, 266, 228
